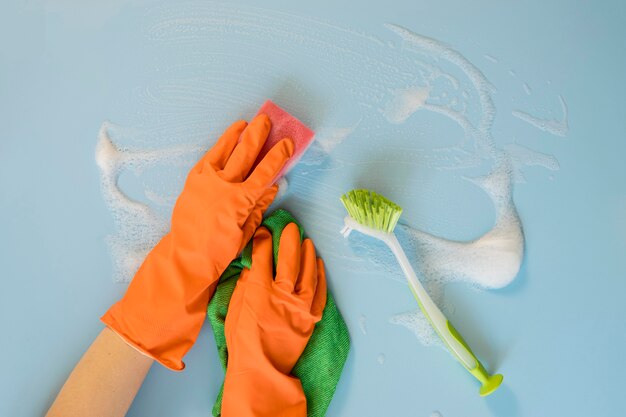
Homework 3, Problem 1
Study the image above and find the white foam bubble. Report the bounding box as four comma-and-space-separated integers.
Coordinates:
505, 142, 560, 183
275, 177, 289, 200
96, 122, 202, 282
411, 213, 524, 290
299, 124, 358, 167
389, 309, 441, 347
377, 353, 386, 365
382, 86, 430, 124
512, 95, 569, 137
316, 124, 358, 153
483, 54, 498, 63
410, 162, 524, 290
358, 314, 367, 335
385, 24, 499, 158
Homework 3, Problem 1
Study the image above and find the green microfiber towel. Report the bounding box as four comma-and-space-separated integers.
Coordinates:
207, 209, 350, 417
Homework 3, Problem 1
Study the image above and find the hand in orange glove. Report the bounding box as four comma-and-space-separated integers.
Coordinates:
102, 114, 294, 371
222, 223, 327, 417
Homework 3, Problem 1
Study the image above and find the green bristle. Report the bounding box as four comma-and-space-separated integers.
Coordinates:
340, 189, 403, 233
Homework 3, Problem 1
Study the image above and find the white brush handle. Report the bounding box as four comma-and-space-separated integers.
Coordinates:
341, 215, 502, 395
385, 234, 477, 369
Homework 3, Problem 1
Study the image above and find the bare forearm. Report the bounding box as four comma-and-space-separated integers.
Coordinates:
46, 327, 154, 417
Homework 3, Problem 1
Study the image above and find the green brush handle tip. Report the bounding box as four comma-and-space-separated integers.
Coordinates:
479, 373, 504, 396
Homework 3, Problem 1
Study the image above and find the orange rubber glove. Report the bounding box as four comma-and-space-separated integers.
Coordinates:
222, 223, 327, 417
101, 114, 294, 371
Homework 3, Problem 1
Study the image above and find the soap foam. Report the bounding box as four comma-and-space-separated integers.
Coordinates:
300, 124, 357, 167
358, 314, 367, 335
96, 122, 202, 282
483, 54, 498, 64
390, 310, 441, 347
505, 143, 560, 183
512, 95, 569, 137
411, 162, 524, 290
315, 125, 358, 154
383, 86, 430, 124
275, 177, 289, 201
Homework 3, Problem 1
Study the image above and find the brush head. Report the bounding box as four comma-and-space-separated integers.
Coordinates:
340, 189, 403, 234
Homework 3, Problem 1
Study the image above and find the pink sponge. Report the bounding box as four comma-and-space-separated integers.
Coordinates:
254, 100, 315, 178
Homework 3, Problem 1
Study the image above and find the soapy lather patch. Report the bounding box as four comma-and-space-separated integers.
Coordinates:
358, 314, 367, 335
512, 95, 569, 137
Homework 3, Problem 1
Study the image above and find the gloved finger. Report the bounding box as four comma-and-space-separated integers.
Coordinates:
220, 114, 271, 182
238, 185, 278, 253
243, 227, 274, 287
194, 120, 247, 173
294, 239, 317, 306
244, 138, 293, 195
274, 222, 301, 292
310, 257, 327, 320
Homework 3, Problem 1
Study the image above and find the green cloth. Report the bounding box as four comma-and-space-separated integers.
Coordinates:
207, 209, 350, 417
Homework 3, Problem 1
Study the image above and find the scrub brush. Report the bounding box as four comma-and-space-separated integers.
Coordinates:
340, 189, 503, 396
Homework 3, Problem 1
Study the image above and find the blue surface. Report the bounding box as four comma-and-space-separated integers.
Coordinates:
2, 1, 625, 416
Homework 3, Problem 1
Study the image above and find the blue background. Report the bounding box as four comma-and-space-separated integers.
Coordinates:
1, 1, 625, 416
